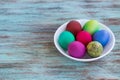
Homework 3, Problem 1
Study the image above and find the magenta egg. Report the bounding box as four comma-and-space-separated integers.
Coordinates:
68, 41, 86, 58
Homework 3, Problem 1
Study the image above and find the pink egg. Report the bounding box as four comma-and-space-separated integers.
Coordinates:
68, 41, 86, 58
76, 31, 92, 46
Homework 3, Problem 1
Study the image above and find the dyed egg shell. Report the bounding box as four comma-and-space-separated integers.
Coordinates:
58, 31, 75, 50
68, 41, 86, 58
66, 20, 82, 36
87, 41, 103, 58
83, 20, 100, 35
76, 31, 92, 46
93, 30, 110, 47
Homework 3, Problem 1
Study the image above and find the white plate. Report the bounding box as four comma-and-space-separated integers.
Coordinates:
54, 19, 115, 62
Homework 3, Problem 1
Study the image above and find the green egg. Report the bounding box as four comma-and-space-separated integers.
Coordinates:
83, 20, 100, 35
58, 31, 75, 50
87, 41, 103, 58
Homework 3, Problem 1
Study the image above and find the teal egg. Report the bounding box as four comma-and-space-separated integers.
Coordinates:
58, 31, 75, 50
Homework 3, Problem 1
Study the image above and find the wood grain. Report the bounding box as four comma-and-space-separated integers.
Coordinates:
0, 0, 120, 80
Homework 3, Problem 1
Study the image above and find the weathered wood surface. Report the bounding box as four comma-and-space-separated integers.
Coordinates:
0, 0, 120, 80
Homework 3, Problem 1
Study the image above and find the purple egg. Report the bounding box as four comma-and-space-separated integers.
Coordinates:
68, 41, 86, 58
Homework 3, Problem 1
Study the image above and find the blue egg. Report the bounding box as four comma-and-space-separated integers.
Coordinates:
93, 30, 110, 47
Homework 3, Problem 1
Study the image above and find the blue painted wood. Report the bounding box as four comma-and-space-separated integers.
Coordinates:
0, 0, 120, 80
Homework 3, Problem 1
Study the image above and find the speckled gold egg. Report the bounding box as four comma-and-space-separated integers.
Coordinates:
87, 41, 103, 58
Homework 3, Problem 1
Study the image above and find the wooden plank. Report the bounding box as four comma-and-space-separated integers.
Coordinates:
0, 0, 120, 80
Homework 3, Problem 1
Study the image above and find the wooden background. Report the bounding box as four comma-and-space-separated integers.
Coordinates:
0, 0, 120, 80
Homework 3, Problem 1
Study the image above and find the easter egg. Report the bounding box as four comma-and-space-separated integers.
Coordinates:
68, 41, 86, 58
83, 20, 100, 35
87, 41, 103, 58
76, 31, 92, 46
93, 30, 110, 47
66, 20, 82, 36
58, 31, 75, 50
